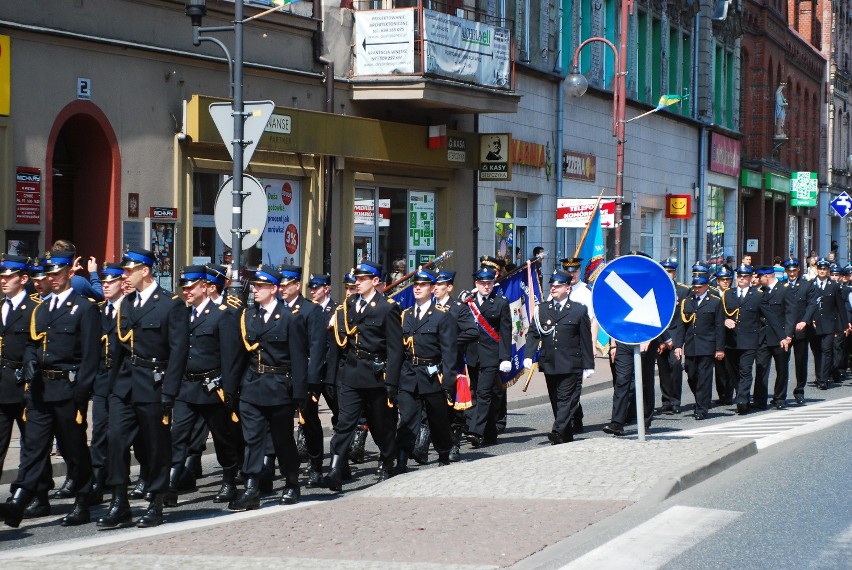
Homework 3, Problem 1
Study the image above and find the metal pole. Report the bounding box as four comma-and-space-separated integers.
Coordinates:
633, 343, 646, 442
231, 0, 245, 295
614, 0, 633, 258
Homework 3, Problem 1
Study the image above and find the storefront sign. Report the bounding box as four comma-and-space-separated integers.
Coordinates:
354, 9, 415, 76
15, 167, 41, 224
556, 198, 615, 228
149, 206, 178, 219
479, 133, 511, 181
510, 139, 545, 167
354, 199, 390, 227
448, 136, 466, 163
261, 178, 302, 265
665, 194, 692, 219
423, 9, 511, 89
408, 191, 435, 249
0, 35, 10, 116
562, 150, 596, 182
709, 132, 740, 177
790, 171, 817, 207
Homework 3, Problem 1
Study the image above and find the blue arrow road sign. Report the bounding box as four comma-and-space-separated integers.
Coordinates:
592, 255, 677, 344
830, 192, 852, 218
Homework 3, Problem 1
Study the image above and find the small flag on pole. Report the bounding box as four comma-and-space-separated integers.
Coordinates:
656, 94, 683, 109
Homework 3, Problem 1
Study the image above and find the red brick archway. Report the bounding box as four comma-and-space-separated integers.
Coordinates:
45, 100, 121, 263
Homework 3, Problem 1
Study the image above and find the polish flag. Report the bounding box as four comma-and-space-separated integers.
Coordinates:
428, 125, 447, 149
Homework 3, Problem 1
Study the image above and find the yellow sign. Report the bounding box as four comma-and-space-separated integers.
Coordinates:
0, 35, 10, 116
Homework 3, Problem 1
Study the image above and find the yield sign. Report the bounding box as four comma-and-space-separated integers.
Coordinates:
830, 192, 852, 218
209, 100, 275, 170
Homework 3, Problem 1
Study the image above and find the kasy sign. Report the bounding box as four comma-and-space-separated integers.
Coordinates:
556, 199, 615, 228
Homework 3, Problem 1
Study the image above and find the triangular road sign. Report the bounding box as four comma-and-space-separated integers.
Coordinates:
209, 100, 275, 169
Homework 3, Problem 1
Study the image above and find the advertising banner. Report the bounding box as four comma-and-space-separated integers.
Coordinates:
354, 9, 415, 75
15, 167, 41, 224
260, 178, 301, 266
556, 198, 616, 228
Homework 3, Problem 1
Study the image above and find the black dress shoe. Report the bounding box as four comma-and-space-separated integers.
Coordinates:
467, 434, 483, 448
547, 431, 564, 445
716, 397, 733, 406
795, 396, 806, 405
773, 401, 787, 410
136, 498, 164, 528
602, 423, 625, 436
818, 382, 828, 390
128, 479, 148, 500
228, 478, 261, 511
375, 463, 394, 483
23, 493, 51, 519
736, 403, 749, 415
213, 482, 237, 503
671, 405, 681, 414
694, 412, 707, 420
278, 486, 300, 505
52, 478, 76, 500
655, 404, 673, 414
97, 499, 132, 529
60, 497, 91, 527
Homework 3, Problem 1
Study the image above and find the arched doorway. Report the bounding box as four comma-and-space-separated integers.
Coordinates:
46, 101, 121, 263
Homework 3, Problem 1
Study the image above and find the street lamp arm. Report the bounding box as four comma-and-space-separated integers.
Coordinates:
570, 37, 620, 137
193, 30, 234, 97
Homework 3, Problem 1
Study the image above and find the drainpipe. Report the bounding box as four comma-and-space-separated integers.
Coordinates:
314, 6, 335, 274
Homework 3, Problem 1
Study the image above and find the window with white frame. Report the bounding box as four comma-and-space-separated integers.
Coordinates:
495, 194, 528, 268
803, 218, 814, 258
669, 218, 688, 271
640, 210, 657, 258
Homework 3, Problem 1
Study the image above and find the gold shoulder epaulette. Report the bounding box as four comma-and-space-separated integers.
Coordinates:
98, 300, 106, 308
29, 293, 42, 304
172, 294, 180, 300
709, 292, 721, 300
387, 298, 396, 304
226, 297, 243, 307
435, 303, 449, 312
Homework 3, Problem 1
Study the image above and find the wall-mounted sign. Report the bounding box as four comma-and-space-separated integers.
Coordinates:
479, 133, 511, 181
562, 150, 596, 182
77, 78, 91, 100
448, 136, 466, 163
556, 198, 616, 228
665, 194, 692, 219
15, 167, 41, 225
510, 139, 545, 167
354, 9, 415, 76
150, 206, 178, 219
709, 132, 741, 177
128, 193, 140, 218
0, 35, 10, 116
790, 171, 817, 208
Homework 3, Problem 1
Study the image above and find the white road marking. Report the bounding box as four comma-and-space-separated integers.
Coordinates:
807, 521, 852, 569
679, 395, 852, 449
560, 505, 741, 570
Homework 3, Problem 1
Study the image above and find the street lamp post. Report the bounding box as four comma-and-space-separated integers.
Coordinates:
566, 0, 633, 258
186, 0, 246, 296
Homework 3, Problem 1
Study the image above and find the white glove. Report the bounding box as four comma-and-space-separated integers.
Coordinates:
499, 361, 512, 373
523, 358, 533, 369
582, 369, 594, 380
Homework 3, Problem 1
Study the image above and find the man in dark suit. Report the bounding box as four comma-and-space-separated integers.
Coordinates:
322, 260, 402, 491
721, 265, 764, 414
783, 258, 813, 404
278, 265, 327, 488
167, 266, 242, 506
97, 247, 188, 529
711, 266, 735, 405
228, 265, 308, 510
464, 265, 512, 447
3, 250, 99, 528
755, 266, 796, 409
673, 274, 725, 420
307, 273, 339, 429
433, 269, 478, 461
804, 257, 850, 390
656, 259, 690, 414
524, 269, 594, 443
89, 262, 126, 506
396, 270, 457, 471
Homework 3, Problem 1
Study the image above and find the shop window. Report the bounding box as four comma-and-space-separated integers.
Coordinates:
789, 215, 799, 258
495, 194, 528, 269
192, 172, 224, 264
669, 218, 688, 281
706, 185, 725, 266
640, 209, 657, 258
803, 218, 814, 259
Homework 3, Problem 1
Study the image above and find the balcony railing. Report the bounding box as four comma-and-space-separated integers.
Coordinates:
351, 0, 515, 92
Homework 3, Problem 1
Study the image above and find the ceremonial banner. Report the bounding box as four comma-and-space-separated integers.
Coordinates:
496, 260, 544, 386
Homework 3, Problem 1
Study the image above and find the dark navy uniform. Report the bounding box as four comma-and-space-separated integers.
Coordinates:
464, 266, 512, 445
231, 266, 308, 508
169, 266, 243, 505
720, 268, 764, 412
0, 257, 42, 483
673, 279, 725, 419
99, 248, 188, 529
804, 262, 850, 390
397, 273, 457, 467
657, 260, 690, 413
325, 260, 403, 487
11, 252, 99, 528
782, 260, 814, 403
755, 268, 796, 408
526, 271, 594, 442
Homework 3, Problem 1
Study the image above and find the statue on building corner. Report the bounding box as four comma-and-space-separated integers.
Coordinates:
774, 82, 788, 139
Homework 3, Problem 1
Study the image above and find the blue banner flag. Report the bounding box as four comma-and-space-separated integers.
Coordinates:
496, 261, 544, 386
389, 282, 415, 310
579, 206, 606, 284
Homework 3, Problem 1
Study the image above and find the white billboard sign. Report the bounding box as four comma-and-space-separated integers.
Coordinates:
354, 9, 415, 76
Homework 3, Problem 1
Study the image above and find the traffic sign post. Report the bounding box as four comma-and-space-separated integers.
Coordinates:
592, 256, 677, 441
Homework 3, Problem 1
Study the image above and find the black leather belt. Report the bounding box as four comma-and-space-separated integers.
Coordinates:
354, 348, 386, 362
42, 369, 69, 380
405, 355, 440, 366
1, 358, 23, 369
255, 363, 291, 374
185, 369, 221, 381
130, 355, 166, 369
